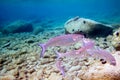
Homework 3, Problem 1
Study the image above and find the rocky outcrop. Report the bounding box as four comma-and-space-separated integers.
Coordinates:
112, 28, 120, 50
78, 52, 120, 80
2, 20, 33, 34
64, 16, 113, 38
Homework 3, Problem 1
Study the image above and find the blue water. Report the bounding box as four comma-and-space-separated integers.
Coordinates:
0, 0, 120, 27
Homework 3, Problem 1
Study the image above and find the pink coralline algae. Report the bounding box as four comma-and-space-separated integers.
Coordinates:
38, 34, 116, 76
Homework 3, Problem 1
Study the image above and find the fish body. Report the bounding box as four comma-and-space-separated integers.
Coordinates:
56, 39, 95, 59
56, 47, 116, 76
76, 38, 95, 54
88, 47, 116, 66
56, 50, 82, 59
38, 34, 84, 58
56, 49, 116, 76
55, 39, 116, 76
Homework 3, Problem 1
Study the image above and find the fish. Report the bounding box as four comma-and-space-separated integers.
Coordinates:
87, 47, 116, 66
55, 50, 83, 59
38, 34, 84, 58
55, 39, 95, 59
55, 49, 90, 76
76, 38, 95, 54
54, 38, 116, 76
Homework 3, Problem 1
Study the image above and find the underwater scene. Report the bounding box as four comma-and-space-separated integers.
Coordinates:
0, 0, 120, 80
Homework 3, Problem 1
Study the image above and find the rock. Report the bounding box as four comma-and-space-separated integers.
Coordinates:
33, 26, 44, 35
48, 73, 62, 80
0, 38, 10, 46
2, 20, 33, 34
40, 58, 54, 65
78, 52, 120, 80
74, 43, 82, 50
15, 58, 25, 65
2, 42, 11, 48
68, 65, 81, 72
1, 29, 120, 80
6, 64, 17, 71
64, 16, 113, 38
0, 75, 15, 80
112, 28, 120, 50
25, 39, 34, 44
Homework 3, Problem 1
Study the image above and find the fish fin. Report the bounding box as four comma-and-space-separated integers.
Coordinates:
38, 44, 46, 58
55, 51, 61, 59
56, 60, 65, 76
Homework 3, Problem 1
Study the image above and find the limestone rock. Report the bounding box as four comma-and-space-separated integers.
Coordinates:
78, 52, 120, 80
68, 65, 81, 72
2, 20, 33, 34
64, 16, 113, 37
48, 73, 62, 80
0, 75, 15, 80
112, 28, 120, 50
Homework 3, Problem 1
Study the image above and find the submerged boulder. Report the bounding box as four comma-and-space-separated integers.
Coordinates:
112, 28, 120, 51
64, 16, 113, 37
2, 20, 33, 34
78, 52, 120, 80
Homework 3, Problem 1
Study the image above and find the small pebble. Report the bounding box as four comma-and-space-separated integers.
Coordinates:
69, 65, 81, 72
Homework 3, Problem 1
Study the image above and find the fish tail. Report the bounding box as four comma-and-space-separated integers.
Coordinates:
55, 51, 62, 59
38, 44, 46, 58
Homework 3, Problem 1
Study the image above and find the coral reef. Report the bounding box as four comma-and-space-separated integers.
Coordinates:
2, 20, 33, 34
64, 16, 113, 37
